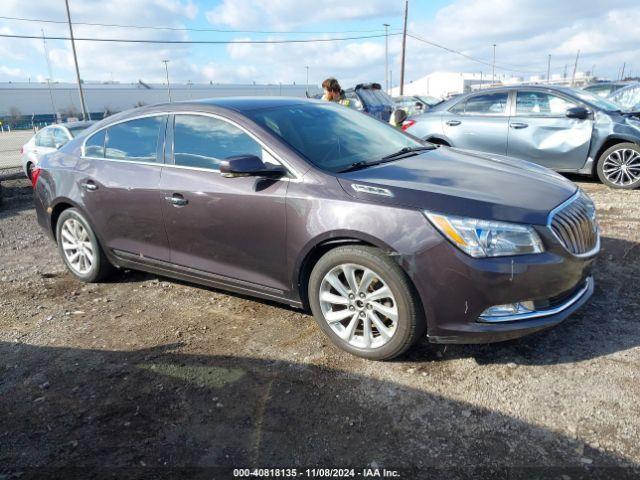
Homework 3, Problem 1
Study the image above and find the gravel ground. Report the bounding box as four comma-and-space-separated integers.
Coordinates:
0, 176, 639, 478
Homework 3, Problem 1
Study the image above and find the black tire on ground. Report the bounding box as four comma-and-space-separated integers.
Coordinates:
596, 142, 640, 190
56, 208, 114, 282
308, 245, 426, 361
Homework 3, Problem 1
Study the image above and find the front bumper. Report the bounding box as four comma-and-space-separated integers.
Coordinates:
401, 226, 597, 344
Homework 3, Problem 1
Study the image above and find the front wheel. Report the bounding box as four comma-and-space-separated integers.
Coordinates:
596, 142, 640, 189
56, 208, 114, 282
308, 246, 426, 360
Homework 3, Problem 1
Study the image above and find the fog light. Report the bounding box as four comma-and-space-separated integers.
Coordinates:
480, 301, 535, 318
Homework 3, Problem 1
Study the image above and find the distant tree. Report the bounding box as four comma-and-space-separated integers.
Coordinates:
8, 106, 22, 128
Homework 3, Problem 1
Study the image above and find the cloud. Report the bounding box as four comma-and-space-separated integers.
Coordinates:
206, 0, 401, 30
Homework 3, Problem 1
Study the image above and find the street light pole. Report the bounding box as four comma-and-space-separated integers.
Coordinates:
383, 23, 390, 94
305, 65, 309, 95
162, 60, 172, 102
546, 54, 551, 84
492, 44, 496, 86
64, 0, 89, 120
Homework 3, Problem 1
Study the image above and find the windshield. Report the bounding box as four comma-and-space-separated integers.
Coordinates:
569, 88, 622, 111
247, 102, 423, 172
609, 84, 640, 112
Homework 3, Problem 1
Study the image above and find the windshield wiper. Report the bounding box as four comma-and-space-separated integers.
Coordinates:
380, 145, 434, 160
338, 146, 435, 173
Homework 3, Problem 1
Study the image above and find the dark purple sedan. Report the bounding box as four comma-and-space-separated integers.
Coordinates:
32, 98, 599, 360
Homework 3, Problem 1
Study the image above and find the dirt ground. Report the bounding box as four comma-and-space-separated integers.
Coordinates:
0, 176, 639, 479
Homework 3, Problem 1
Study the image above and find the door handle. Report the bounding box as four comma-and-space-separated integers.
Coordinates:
165, 194, 188, 207
81, 182, 98, 191
446, 120, 461, 126
510, 122, 529, 129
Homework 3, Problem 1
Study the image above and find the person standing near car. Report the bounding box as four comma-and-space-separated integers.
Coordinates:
321, 78, 351, 107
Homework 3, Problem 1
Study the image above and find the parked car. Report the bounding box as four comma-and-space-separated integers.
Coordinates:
344, 83, 396, 122
393, 95, 442, 116
32, 98, 598, 360
404, 85, 640, 189
583, 81, 631, 98
21, 121, 95, 180
608, 83, 640, 113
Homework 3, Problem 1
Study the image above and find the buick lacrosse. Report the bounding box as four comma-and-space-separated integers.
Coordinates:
33, 98, 599, 360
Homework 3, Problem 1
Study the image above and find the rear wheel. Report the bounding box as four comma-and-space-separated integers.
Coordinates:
308, 245, 425, 360
596, 142, 640, 189
26, 162, 34, 181
56, 208, 114, 282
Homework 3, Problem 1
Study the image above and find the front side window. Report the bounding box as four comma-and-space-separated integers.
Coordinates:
173, 114, 262, 170
460, 92, 508, 115
85, 130, 106, 157
516, 91, 577, 116
35, 129, 56, 148
104, 116, 165, 163
246, 102, 424, 173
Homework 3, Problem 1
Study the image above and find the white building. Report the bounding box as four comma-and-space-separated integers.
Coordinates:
391, 72, 512, 99
0, 81, 321, 117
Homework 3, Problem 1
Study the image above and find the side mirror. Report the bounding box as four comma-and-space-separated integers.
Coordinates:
415, 102, 425, 110
55, 142, 64, 149
220, 155, 287, 178
389, 108, 408, 127
566, 106, 590, 120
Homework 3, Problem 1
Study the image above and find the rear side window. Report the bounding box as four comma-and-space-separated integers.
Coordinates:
85, 130, 106, 157
35, 129, 56, 148
105, 116, 165, 163
173, 114, 262, 170
53, 128, 69, 146
459, 92, 508, 115
516, 91, 577, 116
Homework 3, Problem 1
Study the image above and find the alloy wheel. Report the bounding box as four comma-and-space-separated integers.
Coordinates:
319, 263, 398, 349
60, 218, 95, 275
602, 148, 640, 186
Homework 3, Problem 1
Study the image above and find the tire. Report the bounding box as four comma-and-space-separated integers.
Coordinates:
26, 163, 34, 181
308, 245, 426, 360
596, 142, 640, 189
56, 208, 114, 282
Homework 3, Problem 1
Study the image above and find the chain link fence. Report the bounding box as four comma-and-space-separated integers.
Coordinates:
0, 129, 34, 171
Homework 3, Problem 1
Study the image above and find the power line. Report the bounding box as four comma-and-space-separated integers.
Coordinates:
0, 32, 400, 44
0, 15, 400, 35
406, 32, 543, 74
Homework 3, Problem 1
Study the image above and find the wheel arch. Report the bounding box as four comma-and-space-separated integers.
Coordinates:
425, 135, 451, 146
294, 232, 397, 310
593, 136, 639, 174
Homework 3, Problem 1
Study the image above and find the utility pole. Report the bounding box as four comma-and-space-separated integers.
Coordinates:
492, 44, 496, 86
620, 62, 626, 80
546, 54, 551, 84
383, 23, 390, 94
399, 1, 408, 95
162, 60, 172, 102
64, 0, 89, 120
570, 49, 580, 86
563, 64, 567, 80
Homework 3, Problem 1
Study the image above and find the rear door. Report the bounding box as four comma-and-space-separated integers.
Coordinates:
442, 91, 510, 155
507, 90, 593, 169
77, 114, 171, 261
32, 127, 57, 160
159, 113, 289, 291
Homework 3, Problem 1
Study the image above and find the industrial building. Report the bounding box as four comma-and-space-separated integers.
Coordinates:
0, 81, 321, 127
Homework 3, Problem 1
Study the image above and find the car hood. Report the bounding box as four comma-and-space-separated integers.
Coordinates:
337, 147, 577, 225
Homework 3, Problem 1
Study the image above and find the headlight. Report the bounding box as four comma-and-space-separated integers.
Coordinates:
425, 212, 544, 258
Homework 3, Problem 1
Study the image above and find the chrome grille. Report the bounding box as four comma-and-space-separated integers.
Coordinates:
549, 192, 599, 256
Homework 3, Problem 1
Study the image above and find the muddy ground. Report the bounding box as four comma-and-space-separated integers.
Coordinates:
0, 176, 639, 479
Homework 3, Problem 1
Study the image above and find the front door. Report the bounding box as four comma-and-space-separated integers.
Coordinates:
76, 115, 171, 262
443, 91, 510, 155
159, 113, 289, 292
507, 90, 593, 170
